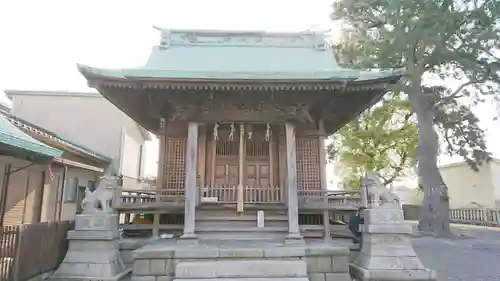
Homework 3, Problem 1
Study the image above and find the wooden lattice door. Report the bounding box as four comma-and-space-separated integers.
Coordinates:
213, 131, 240, 186
296, 137, 321, 190
214, 161, 239, 186
246, 162, 270, 187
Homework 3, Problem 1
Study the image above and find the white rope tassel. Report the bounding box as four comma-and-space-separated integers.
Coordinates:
248, 131, 252, 139
265, 123, 271, 141
213, 123, 219, 140
228, 123, 235, 141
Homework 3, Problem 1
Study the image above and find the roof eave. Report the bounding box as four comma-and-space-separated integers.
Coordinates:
77, 64, 405, 84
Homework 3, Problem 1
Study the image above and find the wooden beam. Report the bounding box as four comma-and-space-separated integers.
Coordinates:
53, 157, 104, 173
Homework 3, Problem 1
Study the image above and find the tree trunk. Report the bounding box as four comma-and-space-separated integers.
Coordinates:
408, 83, 455, 238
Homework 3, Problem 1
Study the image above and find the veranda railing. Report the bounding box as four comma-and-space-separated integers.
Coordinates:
199, 185, 284, 204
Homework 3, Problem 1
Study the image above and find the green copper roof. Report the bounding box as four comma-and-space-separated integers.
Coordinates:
78, 27, 404, 81
0, 114, 63, 158
77, 65, 402, 81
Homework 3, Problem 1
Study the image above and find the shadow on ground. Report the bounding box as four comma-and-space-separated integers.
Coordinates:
412, 225, 500, 281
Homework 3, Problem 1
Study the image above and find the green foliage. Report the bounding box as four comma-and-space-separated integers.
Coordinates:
328, 93, 418, 189
331, 0, 500, 170
331, 0, 499, 236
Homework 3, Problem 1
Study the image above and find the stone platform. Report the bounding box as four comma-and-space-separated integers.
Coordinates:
130, 238, 353, 281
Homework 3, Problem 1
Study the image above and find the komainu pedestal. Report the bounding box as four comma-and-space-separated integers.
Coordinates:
350, 208, 436, 281
48, 214, 130, 281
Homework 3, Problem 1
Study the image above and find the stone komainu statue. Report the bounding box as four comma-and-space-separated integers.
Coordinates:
81, 175, 119, 214
362, 171, 400, 209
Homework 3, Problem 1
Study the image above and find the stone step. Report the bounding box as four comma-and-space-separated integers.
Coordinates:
174, 260, 308, 279
196, 226, 288, 239
176, 277, 309, 281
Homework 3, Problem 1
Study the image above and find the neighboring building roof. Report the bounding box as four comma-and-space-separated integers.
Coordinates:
0, 98, 12, 115
7, 115, 112, 163
5, 90, 102, 98
0, 114, 62, 158
77, 27, 404, 83
5, 90, 152, 141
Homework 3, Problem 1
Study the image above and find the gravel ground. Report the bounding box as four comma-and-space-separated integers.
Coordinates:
412, 225, 500, 281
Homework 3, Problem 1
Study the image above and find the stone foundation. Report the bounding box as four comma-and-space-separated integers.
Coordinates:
120, 239, 150, 268
49, 214, 131, 281
129, 239, 352, 281
350, 208, 436, 281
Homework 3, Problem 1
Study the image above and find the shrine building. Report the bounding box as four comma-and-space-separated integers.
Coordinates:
77, 27, 403, 240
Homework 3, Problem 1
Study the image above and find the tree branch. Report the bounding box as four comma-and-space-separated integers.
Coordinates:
436, 79, 487, 107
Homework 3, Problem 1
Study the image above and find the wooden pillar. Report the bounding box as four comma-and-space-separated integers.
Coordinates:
153, 118, 166, 237
268, 126, 274, 188
197, 125, 206, 205
318, 120, 331, 240
181, 122, 198, 240
156, 118, 166, 189
237, 123, 245, 212
278, 128, 286, 201
0, 164, 11, 225
31, 171, 45, 223
210, 124, 217, 186
318, 120, 328, 190
56, 165, 68, 221
285, 122, 302, 240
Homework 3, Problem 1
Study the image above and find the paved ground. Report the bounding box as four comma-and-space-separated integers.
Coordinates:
412, 225, 500, 281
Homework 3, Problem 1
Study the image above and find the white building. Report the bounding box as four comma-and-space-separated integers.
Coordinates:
5, 90, 152, 189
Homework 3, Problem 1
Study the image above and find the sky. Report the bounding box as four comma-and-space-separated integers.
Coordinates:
0, 0, 498, 188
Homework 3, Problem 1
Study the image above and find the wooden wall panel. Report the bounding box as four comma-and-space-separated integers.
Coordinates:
156, 134, 166, 189
197, 125, 207, 186
278, 127, 286, 189
162, 122, 188, 190
163, 137, 186, 190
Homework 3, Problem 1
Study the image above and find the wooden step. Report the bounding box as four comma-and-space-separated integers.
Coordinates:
196, 215, 288, 221
196, 226, 288, 232
197, 220, 287, 229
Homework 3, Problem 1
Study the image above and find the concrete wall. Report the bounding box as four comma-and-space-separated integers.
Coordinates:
439, 162, 495, 209
9, 92, 149, 188
119, 128, 146, 189
61, 167, 100, 221
40, 164, 102, 222
489, 161, 500, 208
391, 185, 422, 206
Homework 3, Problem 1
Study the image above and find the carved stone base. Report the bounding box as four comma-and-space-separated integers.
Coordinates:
48, 214, 130, 281
350, 208, 436, 281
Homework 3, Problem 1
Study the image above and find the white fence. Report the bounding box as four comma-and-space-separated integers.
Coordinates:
449, 208, 500, 226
